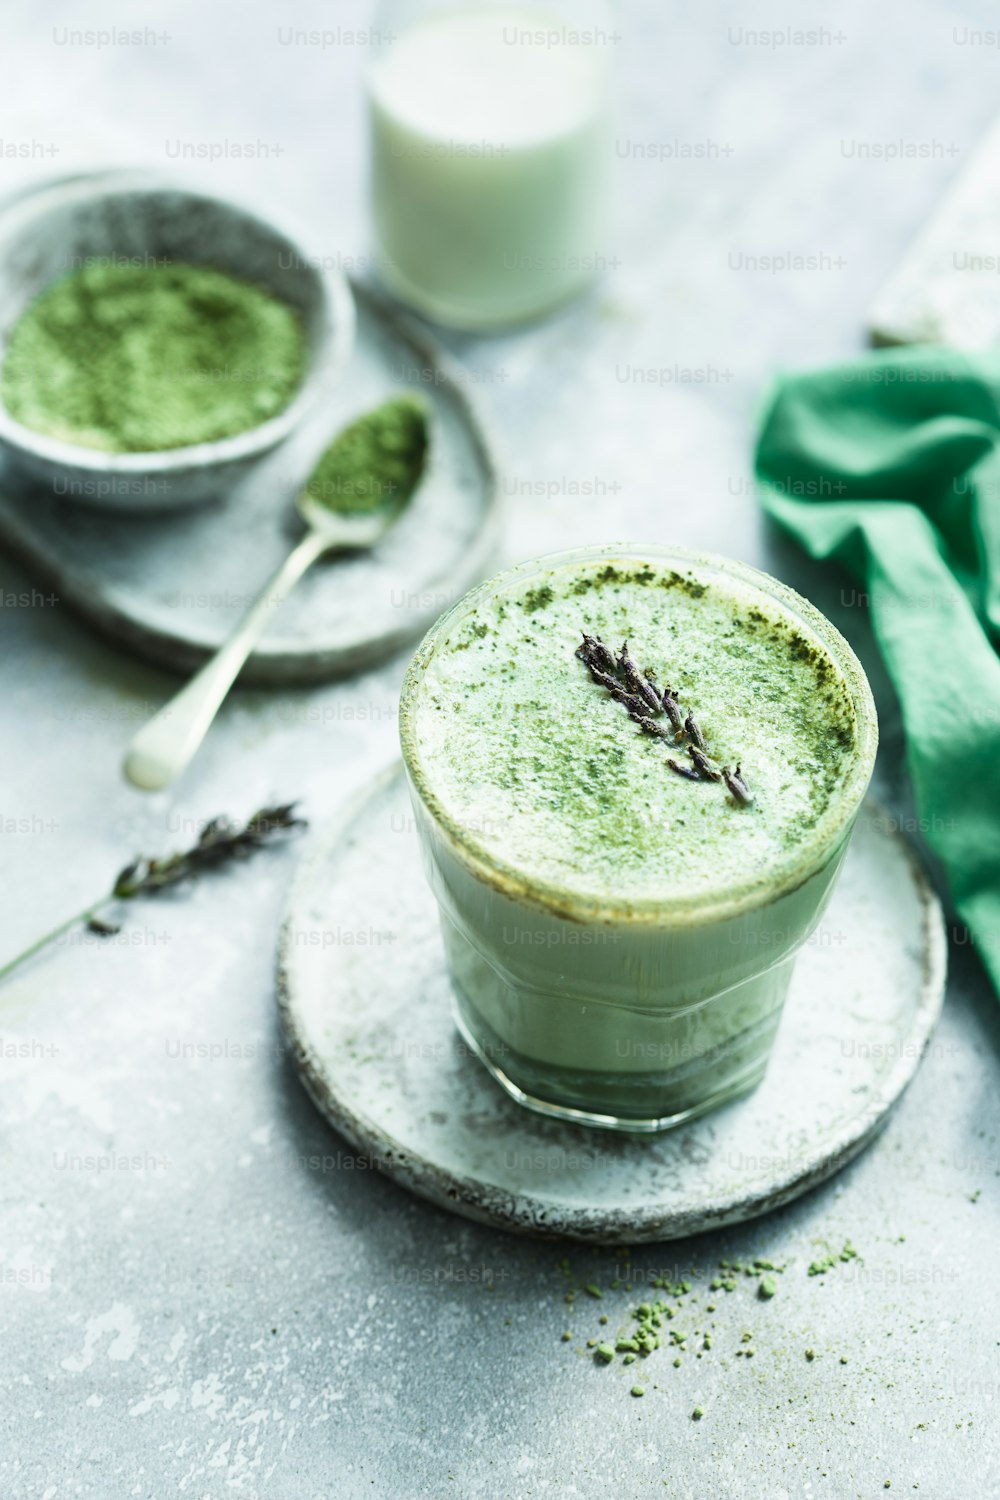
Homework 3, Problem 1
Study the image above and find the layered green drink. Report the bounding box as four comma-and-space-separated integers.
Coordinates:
400, 545, 878, 1130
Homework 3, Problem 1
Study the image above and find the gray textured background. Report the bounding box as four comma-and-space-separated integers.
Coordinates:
1, 2, 999, 1497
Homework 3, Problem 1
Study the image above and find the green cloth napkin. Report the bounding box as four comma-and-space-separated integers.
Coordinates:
755, 346, 1000, 996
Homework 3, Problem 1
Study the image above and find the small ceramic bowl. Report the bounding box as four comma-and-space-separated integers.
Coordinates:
0, 170, 355, 511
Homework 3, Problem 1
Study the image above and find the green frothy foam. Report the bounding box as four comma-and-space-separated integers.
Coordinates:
409, 557, 859, 904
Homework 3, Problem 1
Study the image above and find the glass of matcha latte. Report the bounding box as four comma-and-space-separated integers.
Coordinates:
399, 545, 878, 1131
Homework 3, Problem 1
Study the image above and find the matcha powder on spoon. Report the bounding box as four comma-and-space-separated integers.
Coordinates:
1, 261, 306, 452
304, 396, 429, 515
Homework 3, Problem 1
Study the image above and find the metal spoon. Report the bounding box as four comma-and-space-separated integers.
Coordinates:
123, 400, 428, 792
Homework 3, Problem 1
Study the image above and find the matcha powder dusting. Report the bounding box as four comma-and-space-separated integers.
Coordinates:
1, 261, 306, 452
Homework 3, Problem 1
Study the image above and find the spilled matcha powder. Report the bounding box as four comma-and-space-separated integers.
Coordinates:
2, 261, 306, 451
808, 1240, 859, 1276
557, 1245, 865, 1399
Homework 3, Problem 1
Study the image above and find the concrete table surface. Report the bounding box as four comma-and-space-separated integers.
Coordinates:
1, 2, 998, 1497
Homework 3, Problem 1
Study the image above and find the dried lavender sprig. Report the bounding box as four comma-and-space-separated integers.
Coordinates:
113, 804, 305, 897
86, 914, 121, 937
618, 642, 662, 715
589, 666, 652, 717
684, 713, 708, 754
576, 633, 617, 676
0, 804, 307, 988
723, 764, 755, 806
576, 632, 752, 803
688, 746, 723, 782
667, 758, 702, 782
629, 710, 675, 739
661, 686, 686, 736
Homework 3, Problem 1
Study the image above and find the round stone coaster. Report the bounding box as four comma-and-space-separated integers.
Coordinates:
277, 764, 946, 1244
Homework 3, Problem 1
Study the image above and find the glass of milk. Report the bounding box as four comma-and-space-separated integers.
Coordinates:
368, 0, 615, 329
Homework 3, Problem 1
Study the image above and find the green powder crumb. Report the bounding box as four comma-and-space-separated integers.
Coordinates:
561, 1236, 877, 1402
808, 1255, 835, 1276
306, 396, 428, 515
630, 1385, 645, 1398
561, 1331, 572, 1342
808, 1240, 859, 1276
692, 1407, 704, 1420
2, 261, 306, 452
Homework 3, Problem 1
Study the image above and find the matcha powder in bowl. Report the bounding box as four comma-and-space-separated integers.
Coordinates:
1, 260, 307, 453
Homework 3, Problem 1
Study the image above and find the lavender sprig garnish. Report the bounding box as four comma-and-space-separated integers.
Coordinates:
684, 713, 708, 755
630, 711, 675, 740
618, 642, 662, 715
590, 666, 651, 716
661, 686, 686, 737
688, 745, 723, 782
577, 628, 754, 808
667, 757, 702, 782
576, 633, 617, 676
723, 764, 755, 806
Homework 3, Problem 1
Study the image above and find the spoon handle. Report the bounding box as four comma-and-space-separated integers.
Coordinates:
123, 528, 331, 791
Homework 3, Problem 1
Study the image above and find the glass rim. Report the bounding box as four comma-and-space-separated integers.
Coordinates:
399, 542, 879, 927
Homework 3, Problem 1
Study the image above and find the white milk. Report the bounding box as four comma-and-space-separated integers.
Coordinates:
368, 6, 611, 329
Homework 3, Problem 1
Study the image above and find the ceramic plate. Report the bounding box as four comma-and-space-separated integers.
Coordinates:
0, 192, 500, 685
278, 765, 947, 1244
